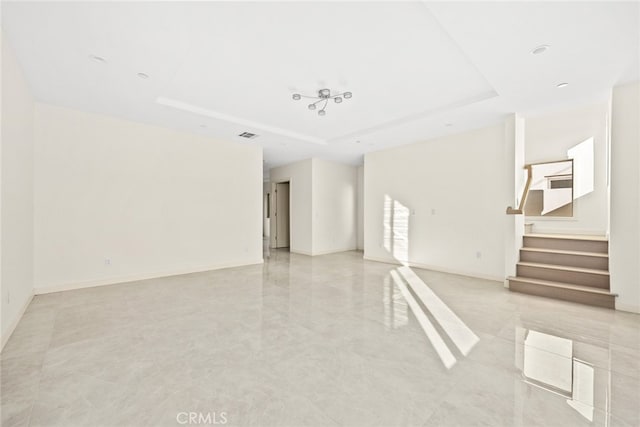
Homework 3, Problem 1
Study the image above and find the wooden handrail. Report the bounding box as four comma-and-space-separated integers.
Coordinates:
506, 164, 533, 215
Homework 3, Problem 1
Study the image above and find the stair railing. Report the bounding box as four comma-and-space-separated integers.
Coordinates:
506, 164, 533, 215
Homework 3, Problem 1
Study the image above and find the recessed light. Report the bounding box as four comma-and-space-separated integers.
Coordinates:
137, 72, 149, 79
89, 54, 106, 63
531, 45, 550, 55
557, 82, 569, 88
445, 123, 453, 127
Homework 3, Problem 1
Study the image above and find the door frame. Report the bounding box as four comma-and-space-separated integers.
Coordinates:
270, 179, 291, 249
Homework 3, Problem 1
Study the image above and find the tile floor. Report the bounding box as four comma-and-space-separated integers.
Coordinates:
1, 248, 639, 427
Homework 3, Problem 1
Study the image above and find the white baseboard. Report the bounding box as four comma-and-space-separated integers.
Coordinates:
363, 255, 503, 283
615, 302, 640, 314
311, 247, 358, 256
34, 258, 264, 295
290, 248, 313, 256
291, 247, 357, 257
1, 292, 34, 352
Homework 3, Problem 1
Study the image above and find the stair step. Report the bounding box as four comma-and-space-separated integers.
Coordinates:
524, 233, 608, 241
523, 234, 608, 254
520, 247, 608, 257
517, 262, 609, 275
520, 248, 608, 270
516, 262, 610, 289
508, 276, 616, 309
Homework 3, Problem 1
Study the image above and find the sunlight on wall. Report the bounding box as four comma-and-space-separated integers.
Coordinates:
568, 137, 594, 200
383, 195, 393, 253
382, 194, 410, 265
382, 194, 479, 369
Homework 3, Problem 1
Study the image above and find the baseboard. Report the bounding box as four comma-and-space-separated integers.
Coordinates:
290, 247, 357, 256
34, 258, 264, 295
311, 247, 358, 256
615, 302, 640, 314
290, 248, 313, 256
1, 292, 34, 352
362, 255, 503, 283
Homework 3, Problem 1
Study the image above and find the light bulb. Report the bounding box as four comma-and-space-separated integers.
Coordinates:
308, 104, 316, 110
343, 92, 352, 99
334, 97, 343, 103
318, 110, 326, 116
292, 94, 301, 100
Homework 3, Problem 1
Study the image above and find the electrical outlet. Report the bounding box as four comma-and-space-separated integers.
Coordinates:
431, 209, 436, 215
104, 258, 112, 266
476, 251, 482, 259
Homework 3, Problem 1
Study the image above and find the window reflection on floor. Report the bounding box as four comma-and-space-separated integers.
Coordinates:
516, 328, 596, 422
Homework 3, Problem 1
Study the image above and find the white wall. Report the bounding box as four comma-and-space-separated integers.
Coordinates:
610, 81, 640, 313
1, 32, 35, 349
269, 159, 313, 255
312, 158, 357, 255
364, 124, 508, 281
357, 165, 364, 250
525, 103, 609, 235
33, 103, 262, 293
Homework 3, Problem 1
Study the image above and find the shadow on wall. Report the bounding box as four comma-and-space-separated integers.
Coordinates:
382, 194, 479, 370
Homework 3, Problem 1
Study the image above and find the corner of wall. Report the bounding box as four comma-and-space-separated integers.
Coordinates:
1, 32, 36, 351
1, 293, 34, 352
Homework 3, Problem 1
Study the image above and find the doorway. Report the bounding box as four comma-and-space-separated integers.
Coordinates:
274, 182, 290, 248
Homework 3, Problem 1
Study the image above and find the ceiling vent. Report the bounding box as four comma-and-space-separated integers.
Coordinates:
238, 132, 258, 139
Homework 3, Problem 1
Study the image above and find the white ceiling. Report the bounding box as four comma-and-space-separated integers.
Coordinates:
2, 1, 638, 173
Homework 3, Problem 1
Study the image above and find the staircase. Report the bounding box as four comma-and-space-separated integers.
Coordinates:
508, 234, 616, 309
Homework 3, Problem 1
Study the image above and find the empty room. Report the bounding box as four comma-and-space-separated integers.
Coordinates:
1, 1, 639, 426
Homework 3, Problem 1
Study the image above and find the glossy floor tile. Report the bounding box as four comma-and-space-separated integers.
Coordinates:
1, 249, 639, 426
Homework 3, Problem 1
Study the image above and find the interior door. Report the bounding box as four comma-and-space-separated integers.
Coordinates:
275, 182, 290, 248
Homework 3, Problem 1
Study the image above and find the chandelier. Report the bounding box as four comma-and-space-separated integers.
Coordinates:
292, 88, 353, 116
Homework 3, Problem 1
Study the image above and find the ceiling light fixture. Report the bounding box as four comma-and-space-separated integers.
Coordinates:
531, 45, 550, 55
89, 54, 106, 63
292, 88, 353, 116
137, 72, 149, 79
557, 82, 569, 88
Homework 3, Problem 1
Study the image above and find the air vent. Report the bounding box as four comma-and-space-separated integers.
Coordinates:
238, 132, 258, 139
